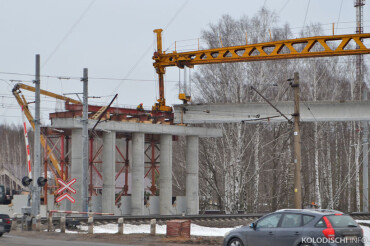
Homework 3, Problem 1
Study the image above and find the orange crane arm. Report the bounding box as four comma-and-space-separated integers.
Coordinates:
152, 30, 370, 111
14, 83, 81, 105
12, 83, 81, 179
153, 32, 370, 67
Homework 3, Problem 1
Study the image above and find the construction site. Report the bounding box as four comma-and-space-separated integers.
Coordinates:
1, 1, 370, 245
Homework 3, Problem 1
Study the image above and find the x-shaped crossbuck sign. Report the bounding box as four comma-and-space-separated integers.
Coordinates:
56, 178, 77, 203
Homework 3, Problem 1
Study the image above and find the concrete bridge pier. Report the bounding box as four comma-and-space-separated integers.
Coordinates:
159, 134, 172, 215
131, 132, 144, 216
102, 131, 116, 213
186, 135, 199, 215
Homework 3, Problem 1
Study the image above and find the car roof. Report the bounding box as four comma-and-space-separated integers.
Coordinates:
275, 209, 344, 216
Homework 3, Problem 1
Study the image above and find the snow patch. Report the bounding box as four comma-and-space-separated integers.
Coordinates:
70, 223, 235, 237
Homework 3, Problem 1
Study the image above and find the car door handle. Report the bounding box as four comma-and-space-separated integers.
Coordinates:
269, 232, 274, 235
295, 232, 301, 235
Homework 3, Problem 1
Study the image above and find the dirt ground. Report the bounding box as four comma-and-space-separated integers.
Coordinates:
9, 231, 224, 246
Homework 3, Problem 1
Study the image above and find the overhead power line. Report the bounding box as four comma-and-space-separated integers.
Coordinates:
279, 0, 291, 14
302, 0, 311, 29
107, 0, 190, 102
42, 0, 97, 68
336, 0, 344, 34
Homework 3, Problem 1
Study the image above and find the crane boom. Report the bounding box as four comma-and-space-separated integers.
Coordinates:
152, 29, 370, 111
12, 83, 81, 179
14, 83, 81, 105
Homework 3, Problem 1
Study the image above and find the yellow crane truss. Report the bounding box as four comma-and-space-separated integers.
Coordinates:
152, 29, 370, 111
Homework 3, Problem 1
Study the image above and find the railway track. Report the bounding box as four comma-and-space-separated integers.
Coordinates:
41, 212, 370, 228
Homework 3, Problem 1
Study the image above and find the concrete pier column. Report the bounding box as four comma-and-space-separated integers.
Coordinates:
102, 131, 116, 213
186, 136, 199, 215
160, 134, 172, 215
71, 129, 83, 212
131, 132, 144, 215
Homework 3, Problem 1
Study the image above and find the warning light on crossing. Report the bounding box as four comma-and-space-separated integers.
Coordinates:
37, 177, 48, 187
22, 176, 32, 187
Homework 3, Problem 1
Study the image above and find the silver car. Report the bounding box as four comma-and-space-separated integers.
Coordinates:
223, 209, 364, 246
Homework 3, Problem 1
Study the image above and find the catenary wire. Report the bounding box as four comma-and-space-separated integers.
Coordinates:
302, 0, 311, 29
42, 0, 97, 68
107, 0, 191, 102
336, 0, 344, 34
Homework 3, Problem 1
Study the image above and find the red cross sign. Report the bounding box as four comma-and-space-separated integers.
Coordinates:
56, 178, 77, 203
56, 193, 75, 203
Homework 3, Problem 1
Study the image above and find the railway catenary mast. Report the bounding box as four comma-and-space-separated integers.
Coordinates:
354, 0, 368, 212
152, 30, 370, 209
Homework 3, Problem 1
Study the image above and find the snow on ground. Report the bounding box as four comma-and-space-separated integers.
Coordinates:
357, 220, 370, 246
67, 223, 236, 237
61, 219, 370, 246
361, 225, 370, 246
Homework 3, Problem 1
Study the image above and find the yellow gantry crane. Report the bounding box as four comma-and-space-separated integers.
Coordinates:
152, 29, 370, 111
12, 83, 81, 179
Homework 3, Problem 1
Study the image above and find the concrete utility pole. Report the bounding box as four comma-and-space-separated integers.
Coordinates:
292, 72, 302, 209
355, 0, 368, 212
32, 54, 41, 218
82, 68, 89, 212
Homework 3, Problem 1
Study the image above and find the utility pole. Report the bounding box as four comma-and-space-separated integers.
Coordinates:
82, 68, 89, 212
32, 54, 41, 219
292, 72, 302, 209
355, 0, 368, 212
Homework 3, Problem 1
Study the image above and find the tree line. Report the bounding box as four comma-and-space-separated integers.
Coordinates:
173, 8, 369, 213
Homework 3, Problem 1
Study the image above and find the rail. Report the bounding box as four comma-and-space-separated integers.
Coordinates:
40, 212, 370, 226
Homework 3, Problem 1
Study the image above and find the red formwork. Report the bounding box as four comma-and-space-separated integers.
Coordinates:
41, 100, 175, 206
42, 130, 164, 206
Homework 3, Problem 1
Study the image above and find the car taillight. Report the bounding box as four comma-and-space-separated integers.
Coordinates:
322, 216, 335, 240
5, 218, 11, 224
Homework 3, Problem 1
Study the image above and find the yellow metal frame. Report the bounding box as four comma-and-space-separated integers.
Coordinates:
155, 33, 370, 67
153, 31, 370, 111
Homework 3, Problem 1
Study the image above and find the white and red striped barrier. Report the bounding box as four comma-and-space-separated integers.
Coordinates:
21, 105, 32, 179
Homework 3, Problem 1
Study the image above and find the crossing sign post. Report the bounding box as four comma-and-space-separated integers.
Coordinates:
56, 178, 76, 203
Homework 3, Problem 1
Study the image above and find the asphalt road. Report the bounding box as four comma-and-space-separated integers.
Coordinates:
0, 234, 139, 246
0, 231, 221, 246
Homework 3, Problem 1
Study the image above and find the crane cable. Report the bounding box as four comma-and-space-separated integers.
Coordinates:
107, 0, 191, 104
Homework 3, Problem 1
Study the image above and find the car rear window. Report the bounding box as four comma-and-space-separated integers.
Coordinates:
315, 218, 326, 228
327, 215, 358, 228
281, 214, 302, 227
303, 215, 315, 225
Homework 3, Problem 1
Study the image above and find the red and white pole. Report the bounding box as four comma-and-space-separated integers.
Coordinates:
21, 105, 32, 179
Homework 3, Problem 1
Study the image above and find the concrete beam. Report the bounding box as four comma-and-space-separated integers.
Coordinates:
186, 136, 199, 215
51, 118, 222, 137
173, 101, 370, 124
159, 134, 172, 215
102, 131, 116, 214
131, 132, 144, 215
71, 129, 83, 212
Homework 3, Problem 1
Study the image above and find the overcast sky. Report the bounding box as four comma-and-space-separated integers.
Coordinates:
0, 0, 369, 126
